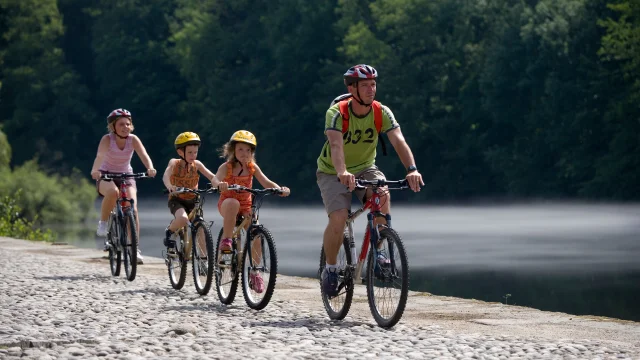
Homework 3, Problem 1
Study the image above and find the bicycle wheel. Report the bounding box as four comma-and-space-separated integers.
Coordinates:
318, 234, 353, 320
167, 231, 187, 289
215, 228, 240, 304
192, 222, 214, 295
122, 210, 138, 282
365, 227, 409, 328
241, 226, 277, 310
107, 215, 121, 276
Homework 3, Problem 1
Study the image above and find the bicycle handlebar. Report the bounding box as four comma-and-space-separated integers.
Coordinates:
226, 185, 285, 196
354, 178, 409, 190
162, 186, 219, 195
100, 172, 150, 180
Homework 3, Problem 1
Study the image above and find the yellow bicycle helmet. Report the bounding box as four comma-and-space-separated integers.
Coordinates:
174, 131, 201, 149
230, 130, 257, 147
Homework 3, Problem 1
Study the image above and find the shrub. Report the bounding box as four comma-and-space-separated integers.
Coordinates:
0, 160, 96, 225
0, 191, 56, 241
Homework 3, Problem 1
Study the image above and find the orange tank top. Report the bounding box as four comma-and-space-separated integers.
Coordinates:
170, 160, 199, 200
218, 161, 255, 211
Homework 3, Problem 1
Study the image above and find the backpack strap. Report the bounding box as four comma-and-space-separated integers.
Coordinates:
338, 100, 350, 134
338, 99, 387, 155
371, 101, 383, 134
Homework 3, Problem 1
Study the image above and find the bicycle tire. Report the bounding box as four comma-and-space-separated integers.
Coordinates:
241, 226, 277, 310
122, 210, 138, 281
215, 228, 239, 304
168, 231, 187, 289
192, 222, 214, 295
318, 234, 354, 320
365, 227, 409, 328
108, 215, 121, 276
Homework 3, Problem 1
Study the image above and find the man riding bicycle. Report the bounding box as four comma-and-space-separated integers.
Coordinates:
317, 64, 424, 297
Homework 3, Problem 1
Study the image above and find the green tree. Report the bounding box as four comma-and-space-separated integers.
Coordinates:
90, 0, 187, 182
0, 0, 95, 171
0, 127, 10, 169
583, 0, 640, 199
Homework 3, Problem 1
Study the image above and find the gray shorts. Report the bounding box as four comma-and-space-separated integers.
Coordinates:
316, 166, 386, 215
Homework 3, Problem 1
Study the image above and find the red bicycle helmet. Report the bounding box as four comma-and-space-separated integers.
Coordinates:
107, 108, 132, 124
343, 64, 378, 85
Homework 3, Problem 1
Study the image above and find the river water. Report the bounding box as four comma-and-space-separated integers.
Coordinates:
57, 199, 640, 321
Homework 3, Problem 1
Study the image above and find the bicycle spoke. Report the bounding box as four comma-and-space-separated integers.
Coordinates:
366, 228, 409, 328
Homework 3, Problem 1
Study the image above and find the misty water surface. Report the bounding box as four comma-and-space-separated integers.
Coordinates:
59, 200, 640, 321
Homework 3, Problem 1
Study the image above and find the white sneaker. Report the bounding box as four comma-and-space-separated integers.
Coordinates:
137, 249, 144, 265
96, 221, 108, 237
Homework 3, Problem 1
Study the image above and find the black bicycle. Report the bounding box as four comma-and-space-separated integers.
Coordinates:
318, 178, 410, 328
101, 172, 150, 282
215, 185, 284, 310
163, 185, 218, 295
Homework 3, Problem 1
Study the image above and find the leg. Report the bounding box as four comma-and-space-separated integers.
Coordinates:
169, 208, 189, 232
165, 199, 190, 250
316, 171, 352, 267
220, 198, 240, 239
219, 198, 240, 251
97, 180, 119, 237
98, 180, 119, 221
323, 209, 349, 265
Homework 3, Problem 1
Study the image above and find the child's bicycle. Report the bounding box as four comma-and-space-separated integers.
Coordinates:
215, 185, 285, 310
318, 178, 410, 328
101, 172, 150, 282
162, 185, 218, 295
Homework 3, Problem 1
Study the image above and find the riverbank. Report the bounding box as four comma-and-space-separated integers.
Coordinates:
1, 237, 638, 359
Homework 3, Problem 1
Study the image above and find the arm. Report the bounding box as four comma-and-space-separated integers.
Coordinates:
90, 135, 110, 180
131, 135, 157, 177
195, 160, 228, 191
386, 128, 424, 192
253, 164, 290, 196
162, 159, 177, 192
215, 163, 228, 184
327, 130, 355, 191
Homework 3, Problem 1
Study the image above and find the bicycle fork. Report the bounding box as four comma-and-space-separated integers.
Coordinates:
352, 212, 394, 284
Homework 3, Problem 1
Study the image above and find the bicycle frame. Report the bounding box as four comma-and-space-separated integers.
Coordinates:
345, 179, 407, 284
102, 173, 147, 249
166, 187, 217, 260
225, 186, 282, 271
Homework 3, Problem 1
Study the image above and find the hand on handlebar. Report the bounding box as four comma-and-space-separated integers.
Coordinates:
91, 170, 102, 180
406, 171, 424, 192
338, 171, 355, 192
147, 168, 157, 177
278, 186, 290, 197
217, 181, 229, 192
166, 184, 178, 194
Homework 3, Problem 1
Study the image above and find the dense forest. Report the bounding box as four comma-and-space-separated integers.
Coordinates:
1, 0, 638, 203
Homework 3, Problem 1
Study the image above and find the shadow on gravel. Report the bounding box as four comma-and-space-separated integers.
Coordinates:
113, 288, 185, 297
35, 275, 112, 281
243, 318, 372, 329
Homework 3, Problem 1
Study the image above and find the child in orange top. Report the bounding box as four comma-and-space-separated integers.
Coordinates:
162, 132, 228, 250
216, 130, 290, 292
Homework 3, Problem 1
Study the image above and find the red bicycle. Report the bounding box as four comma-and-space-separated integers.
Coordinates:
318, 178, 410, 328
100, 172, 150, 281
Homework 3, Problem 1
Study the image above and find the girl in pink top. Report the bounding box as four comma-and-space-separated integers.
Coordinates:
90, 109, 156, 263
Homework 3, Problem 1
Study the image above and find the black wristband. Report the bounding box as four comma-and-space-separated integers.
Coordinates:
407, 165, 417, 173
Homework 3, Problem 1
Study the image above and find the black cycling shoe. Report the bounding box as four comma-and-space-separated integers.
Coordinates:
163, 229, 176, 252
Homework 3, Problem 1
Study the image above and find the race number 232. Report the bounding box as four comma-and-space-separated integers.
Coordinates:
343, 128, 375, 145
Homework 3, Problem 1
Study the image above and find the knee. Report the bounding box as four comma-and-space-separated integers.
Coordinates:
221, 199, 240, 213
328, 210, 348, 230
103, 187, 118, 198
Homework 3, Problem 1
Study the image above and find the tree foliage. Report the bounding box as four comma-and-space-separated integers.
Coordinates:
0, 0, 638, 202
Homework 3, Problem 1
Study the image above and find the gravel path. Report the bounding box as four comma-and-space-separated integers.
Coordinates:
1, 237, 638, 359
